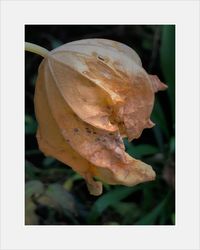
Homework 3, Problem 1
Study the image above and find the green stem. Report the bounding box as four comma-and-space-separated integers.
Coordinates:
25, 42, 49, 57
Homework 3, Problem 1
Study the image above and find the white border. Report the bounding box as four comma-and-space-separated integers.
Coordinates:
0, 1, 199, 250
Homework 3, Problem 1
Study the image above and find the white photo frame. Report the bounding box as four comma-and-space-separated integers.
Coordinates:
0, 0, 199, 249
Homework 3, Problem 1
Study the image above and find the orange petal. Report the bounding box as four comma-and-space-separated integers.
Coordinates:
34, 61, 103, 195
49, 39, 157, 141
47, 54, 117, 132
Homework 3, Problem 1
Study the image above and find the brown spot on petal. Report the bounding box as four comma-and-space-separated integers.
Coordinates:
97, 55, 105, 61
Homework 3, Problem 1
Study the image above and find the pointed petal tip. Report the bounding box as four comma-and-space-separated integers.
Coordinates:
122, 160, 156, 186
148, 168, 156, 181
159, 81, 168, 91
146, 119, 155, 128
149, 74, 168, 92
137, 162, 156, 183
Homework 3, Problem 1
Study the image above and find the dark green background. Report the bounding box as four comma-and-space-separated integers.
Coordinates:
25, 25, 175, 225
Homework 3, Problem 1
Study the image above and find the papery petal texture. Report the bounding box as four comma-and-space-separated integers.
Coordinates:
34, 39, 167, 195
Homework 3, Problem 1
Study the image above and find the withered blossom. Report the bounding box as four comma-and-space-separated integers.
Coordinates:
34, 39, 167, 195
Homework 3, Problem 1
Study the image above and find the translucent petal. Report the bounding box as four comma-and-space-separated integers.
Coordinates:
47, 55, 117, 132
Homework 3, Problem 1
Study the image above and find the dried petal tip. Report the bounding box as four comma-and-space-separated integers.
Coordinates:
149, 75, 168, 92
146, 119, 155, 128
86, 180, 103, 196
85, 174, 103, 196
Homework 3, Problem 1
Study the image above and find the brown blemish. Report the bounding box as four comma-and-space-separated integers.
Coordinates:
106, 106, 111, 110
74, 128, 79, 132
85, 127, 92, 133
97, 55, 105, 61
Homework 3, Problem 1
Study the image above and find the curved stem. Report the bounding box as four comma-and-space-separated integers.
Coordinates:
25, 42, 49, 57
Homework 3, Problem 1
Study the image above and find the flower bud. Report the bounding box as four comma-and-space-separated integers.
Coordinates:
34, 39, 167, 195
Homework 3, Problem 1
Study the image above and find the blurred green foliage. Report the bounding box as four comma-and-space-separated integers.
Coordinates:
25, 25, 175, 225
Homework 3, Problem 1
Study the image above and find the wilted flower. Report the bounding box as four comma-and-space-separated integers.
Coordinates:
34, 39, 167, 195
